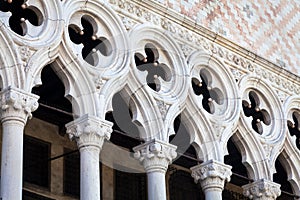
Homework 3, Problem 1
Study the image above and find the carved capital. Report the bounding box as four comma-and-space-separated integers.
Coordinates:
0, 86, 39, 123
242, 179, 281, 200
133, 139, 177, 173
66, 114, 113, 150
191, 160, 232, 191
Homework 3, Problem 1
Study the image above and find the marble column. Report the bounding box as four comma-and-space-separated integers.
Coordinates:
242, 179, 281, 200
66, 114, 113, 200
0, 87, 39, 200
191, 159, 232, 200
134, 139, 177, 200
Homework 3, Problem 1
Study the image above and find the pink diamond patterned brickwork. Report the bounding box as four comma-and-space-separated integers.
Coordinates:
155, 0, 300, 74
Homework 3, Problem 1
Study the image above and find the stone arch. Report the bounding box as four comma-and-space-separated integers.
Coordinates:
104, 74, 163, 140
239, 75, 285, 143
188, 50, 240, 147
128, 24, 189, 141
236, 75, 285, 180
61, 0, 130, 118
278, 142, 300, 197
0, 24, 20, 88
183, 95, 221, 161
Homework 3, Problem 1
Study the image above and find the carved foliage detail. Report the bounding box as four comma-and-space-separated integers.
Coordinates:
133, 139, 177, 173
66, 115, 113, 149
243, 179, 281, 199
191, 160, 232, 191
0, 87, 39, 121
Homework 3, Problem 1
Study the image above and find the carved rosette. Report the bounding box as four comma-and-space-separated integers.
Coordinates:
191, 160, 232, 191
0, 86, 39, 123
133, 139, 177, 173
66, 114, 113, 150
242, 179, 281, 200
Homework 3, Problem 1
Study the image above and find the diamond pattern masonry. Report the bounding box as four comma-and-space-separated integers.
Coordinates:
155, 0, 300, 74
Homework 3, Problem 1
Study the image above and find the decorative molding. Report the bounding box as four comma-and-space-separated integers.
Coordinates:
242, 179, 281, 200
66, 114, 113, 149
133, 139, 177, 173
190, 160, 232, 191
0, 86, 39, 123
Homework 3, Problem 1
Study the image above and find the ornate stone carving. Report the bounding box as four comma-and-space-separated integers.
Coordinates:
133, 139, 177, 173
156, 100, 169, 119
0, 86, 39, 123
66, 114, 113, 149
242, 179, 281, 200
190, 160, 232, 191
181, 44, 194, 58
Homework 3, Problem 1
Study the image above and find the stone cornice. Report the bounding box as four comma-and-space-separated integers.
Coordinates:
133, 139, 177, 173
0, 86, 39, 123
66, 114, 113, 149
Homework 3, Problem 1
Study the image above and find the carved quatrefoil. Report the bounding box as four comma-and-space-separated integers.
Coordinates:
0, 0, 43, 36
192, 69, 224, 114
287, 111, 300, 150
134, 43, 171, 91
68, 15, 112, 66
242, 91, 271, 134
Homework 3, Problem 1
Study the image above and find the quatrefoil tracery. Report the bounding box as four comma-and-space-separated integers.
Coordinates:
287, 111, 300, 150
0, 0, 43, 36
192, 69, 224, 114
134, 43, 171, 92
68, 15, 112, 66
242, 91, 271, 134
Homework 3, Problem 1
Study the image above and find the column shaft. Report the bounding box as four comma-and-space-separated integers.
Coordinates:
0, 120, 25, 200
80, 146, 100, 200
147, 171, 167, 200
203, 188, 222, 200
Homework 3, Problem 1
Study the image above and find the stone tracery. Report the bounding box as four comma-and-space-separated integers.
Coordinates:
0, 0, 299, 199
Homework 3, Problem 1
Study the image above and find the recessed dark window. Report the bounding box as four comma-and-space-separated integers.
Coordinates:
64, 148, 80, 197
115, 170, 147, 200
23, 135, 50, 188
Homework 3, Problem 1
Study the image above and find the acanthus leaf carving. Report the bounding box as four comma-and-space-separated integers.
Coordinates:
66, 114, 113, 149
191, 160, 232, 191
133, 139, 177, 173
242, 179, 281, 200
0, 86, 39, 122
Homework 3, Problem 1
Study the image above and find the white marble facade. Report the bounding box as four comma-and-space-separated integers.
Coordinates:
0, 0, 300, 199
